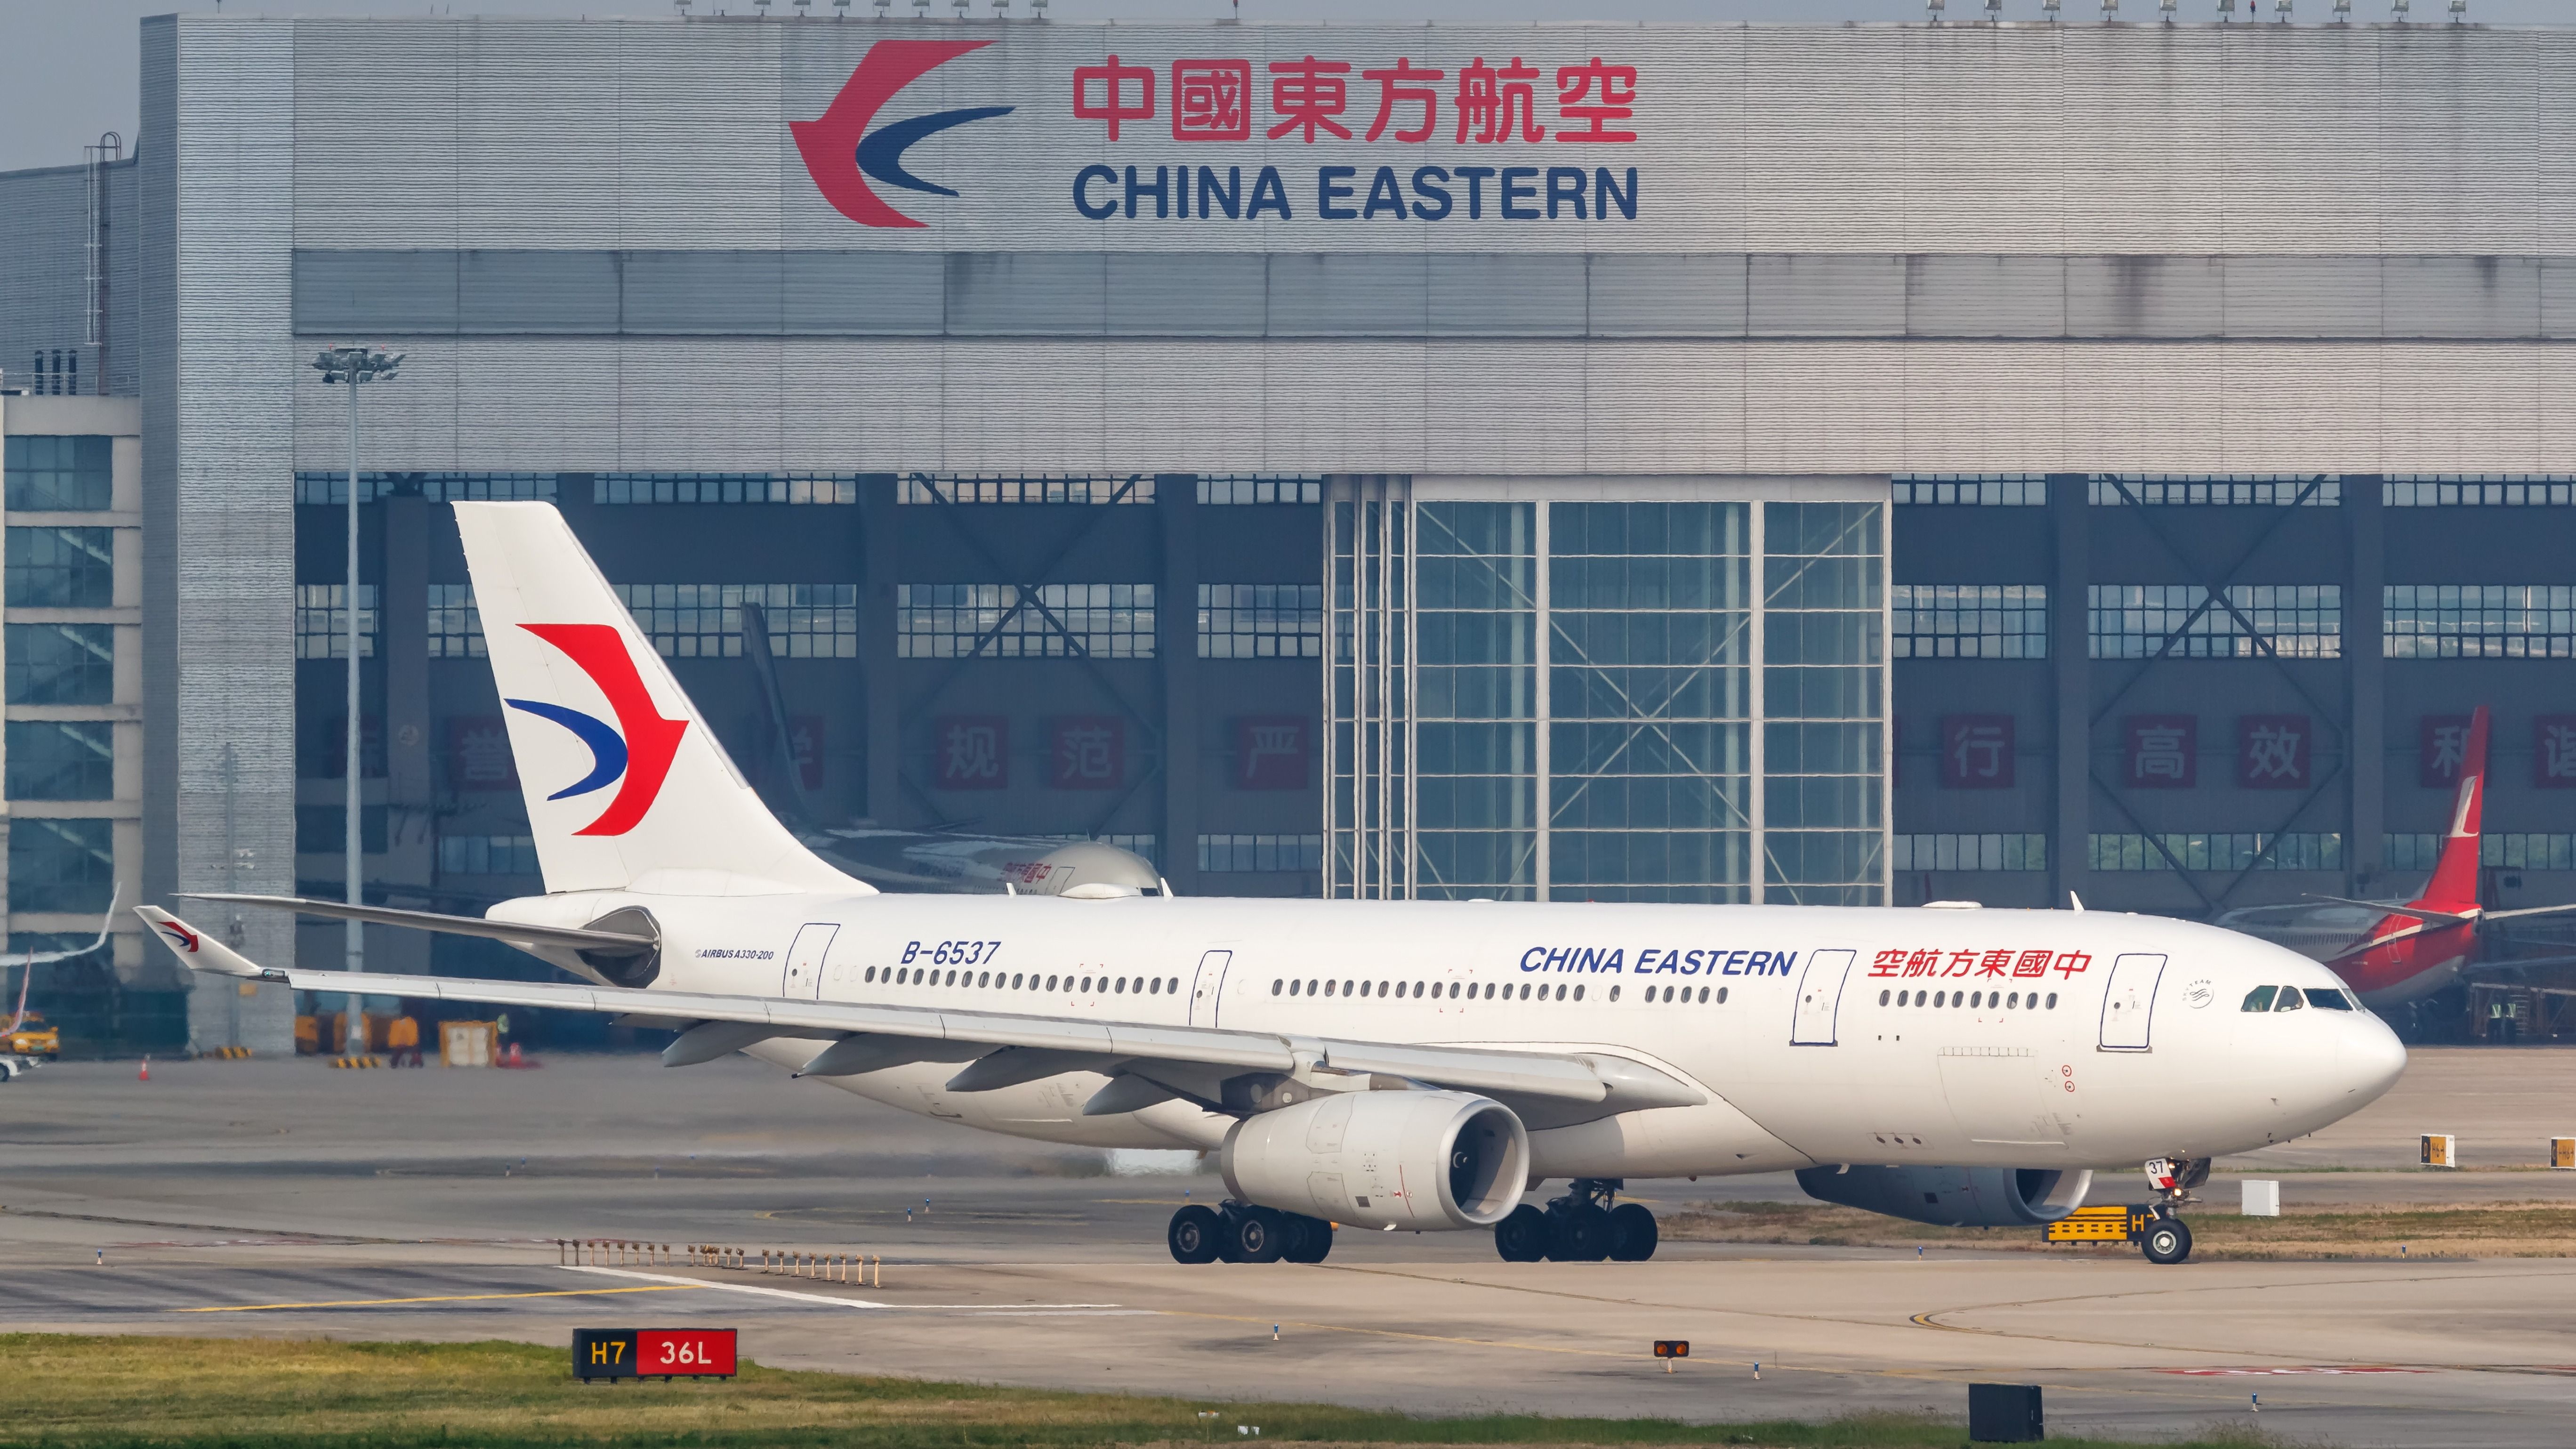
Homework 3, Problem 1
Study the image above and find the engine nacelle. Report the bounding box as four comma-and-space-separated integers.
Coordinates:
1795, 1164, 2093, 1227
1220, 1090, 1529, 1232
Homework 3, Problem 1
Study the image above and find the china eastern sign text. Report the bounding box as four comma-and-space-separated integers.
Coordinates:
1068, 52, 1642, 224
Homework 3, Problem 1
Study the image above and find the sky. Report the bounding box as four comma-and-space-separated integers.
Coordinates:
1, 0, 2569, 174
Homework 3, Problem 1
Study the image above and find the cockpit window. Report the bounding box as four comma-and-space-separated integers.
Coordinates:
2303, 987, 2354, 1011
2273, 985, 2305, 1012
2241, 985, 2277, 1012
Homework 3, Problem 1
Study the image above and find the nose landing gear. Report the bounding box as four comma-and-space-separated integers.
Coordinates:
1493, 1179, 1659, 1263
2136, 1155, 2209, 1265
1166, 1201, 1335, 1265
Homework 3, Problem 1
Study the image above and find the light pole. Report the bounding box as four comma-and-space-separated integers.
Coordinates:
310, 345, 401, 1054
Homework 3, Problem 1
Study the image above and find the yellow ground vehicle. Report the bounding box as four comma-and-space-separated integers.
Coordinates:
4, 1014, 60, 1057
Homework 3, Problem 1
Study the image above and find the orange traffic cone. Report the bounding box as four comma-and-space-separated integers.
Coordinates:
507, 1041, 523, 1068
137, 1055, 150, 1083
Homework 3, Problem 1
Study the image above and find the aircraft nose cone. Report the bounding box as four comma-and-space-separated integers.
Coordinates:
2343, 1016, 2408, 1107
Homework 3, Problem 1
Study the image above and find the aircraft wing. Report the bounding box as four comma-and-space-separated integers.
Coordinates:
2300, 894, 2477, 926
136, 907, 1700, 1113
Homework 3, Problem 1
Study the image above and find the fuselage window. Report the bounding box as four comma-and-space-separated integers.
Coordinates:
1716, 986, 1728, 1004
1609, 984, 1622, 1001
1116, 977, 1128, 993
1273, 979, 1285, 996
1359, 982, 1371, 997
2005, 991, 2018, 1008
1555, 983, 1568, 1001
1879, 989, 1892, 1006
2274, 986, 2304, 1012
973, 971, 985, 988
2242, 985, 2277, 1012
864, 966, 877, 984
1011, 973, 1023, 989
2044, 992, 2057, 1009
1344, 980, 1356, 996
1517, 983, 1530, 1000
1080, 976, 1093, 993
1934, 990, 1947, 1007
946, 970, 958, 987
1696, 986, 1708, 1004
1323, 979, 1336, 997
1046, 974, 1058, 991
1573, 984, 1585, 1001
1310, 979, 1320, 996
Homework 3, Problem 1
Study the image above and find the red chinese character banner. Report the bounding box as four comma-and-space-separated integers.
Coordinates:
2536, 715, 2576, 789
1234, 715, 1309, 790
2420, 714, 2471, 789
446, 716, 519, 792
2237, 714, 2311, 789
934, 716, 1009, 790
1940, 714, 2013, 789
1063, 48, 1646, 148
2122, 714, 2196, 789
1049, 716, 1126, 790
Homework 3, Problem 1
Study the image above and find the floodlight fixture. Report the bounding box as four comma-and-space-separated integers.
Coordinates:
2218, 0, 2236, 19
2042, 0, 2060, 20
1984, 0, 2002, 18
1926, 0, 1943, 21
2275, 0, 2292, 17
2449, 0, 2466, 18
2160, 0, 2177, 20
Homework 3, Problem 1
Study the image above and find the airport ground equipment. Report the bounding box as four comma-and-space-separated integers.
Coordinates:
2422, 1133, 2458, 1167
572, 1328, 736, 1382
1967, 1383, 2044, 1443
2041, 1202, 2194, 1264
4, 1015, 59, 1058
0, 1052, 38, 1082
2552, 1136, 2575, 1169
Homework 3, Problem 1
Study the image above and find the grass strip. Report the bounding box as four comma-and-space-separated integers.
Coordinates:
0, 1333, 2306, 1449
1666, 1199, 2576, 1259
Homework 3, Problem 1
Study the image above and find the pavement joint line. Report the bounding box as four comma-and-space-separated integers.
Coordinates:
174, 1285, 692, 1313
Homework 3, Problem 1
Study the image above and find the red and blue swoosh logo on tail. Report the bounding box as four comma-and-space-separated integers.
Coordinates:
792, 39, 1010, 229
505, 624, 689, 837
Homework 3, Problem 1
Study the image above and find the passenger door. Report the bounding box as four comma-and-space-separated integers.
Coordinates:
2097, 952, 2166, 1051
1789, 949, 1858, 1046
781, 923, 839, 1000
1189, 949, 1233, 1027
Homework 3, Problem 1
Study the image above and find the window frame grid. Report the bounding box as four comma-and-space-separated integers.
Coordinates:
2087, 583, 2342, 660
294, 583, 378, 660
1199, 583, 1324, 659
1198, 476, 1324, 505
895, 583, 1158, 660
2087, 832, 2344, 872
1198, 833, 1326, 873
612, 583, 861, 660
2386, 478, 2576, 507
899, 474, 1154, 506
2088, 476, 2340, 507
1891, 583, 2048, 660
1891, 476, 2046, 507
294, 472, 557, 505
594, 474, 859, 506
2383, 584, 2576, 660
1891, 833, 2048, 872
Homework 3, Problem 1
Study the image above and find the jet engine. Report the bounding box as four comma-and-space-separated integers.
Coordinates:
1220, 1090, 1529, 1232
1795, 1164, 2093, 1227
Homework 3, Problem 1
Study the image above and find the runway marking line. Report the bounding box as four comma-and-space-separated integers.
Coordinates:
561, 1265, 1121, 1313
177, 1285, 689, 1313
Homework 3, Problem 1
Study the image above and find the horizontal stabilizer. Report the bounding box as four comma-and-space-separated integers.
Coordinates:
177, 892, 656, 954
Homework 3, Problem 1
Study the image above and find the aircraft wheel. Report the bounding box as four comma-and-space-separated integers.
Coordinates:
1230, 1206, 1286, 1265
2141, 1216, 2193, 1266
1548, 1204, 1614, 1263
1281, 1214, 1334, 1264
1494, 1204, 1549, 1262
1167, 1204, 1221, 1265
1607, 1202, 1658, 1262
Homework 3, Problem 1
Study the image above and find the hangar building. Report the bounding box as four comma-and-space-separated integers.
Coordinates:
3, 15, 2575, 1051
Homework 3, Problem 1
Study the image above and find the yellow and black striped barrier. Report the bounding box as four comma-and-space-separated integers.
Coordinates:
197, 1046, 254, 1060
328, 1055, 384, 1069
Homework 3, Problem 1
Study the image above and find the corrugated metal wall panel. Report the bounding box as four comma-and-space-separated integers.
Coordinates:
1105, 251, 1263, 337
782, 250, 943, 335
1902, 255, 2063, 340
1587, 253, 1746, 338
1266, 254, 1425, 337
1747, 254, 1903, 338
292, 21, 461, 249
946, 251, 1106, 336
2066, 255, 2223, 339
618, 23, 784, 250
2383, 257, 2541, 341
168, 18, 299, 1042
625, 249, 785, 335
2059, 27, 2226, 255
1429, 255, 1585, 338
1896, 26, 2065, 256
293, 249, 459, 333
453, 23, 628, 249
459, 249, 619, 333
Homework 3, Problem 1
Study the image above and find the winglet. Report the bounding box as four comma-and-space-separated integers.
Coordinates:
135, 906, 277, 980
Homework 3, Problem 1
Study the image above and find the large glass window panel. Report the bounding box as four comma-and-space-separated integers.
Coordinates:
5, 622, 113, 705
4, 436, 112, 511
5, 720, 113, 800
6, 527, 113, 608
9, 816, 113, 913
1412, 503, 1536, 902
1763, 501, 1887, 905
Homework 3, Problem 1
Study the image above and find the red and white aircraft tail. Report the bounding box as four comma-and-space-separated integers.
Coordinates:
2417, 705, 2489, 915
453, 502, 860, 897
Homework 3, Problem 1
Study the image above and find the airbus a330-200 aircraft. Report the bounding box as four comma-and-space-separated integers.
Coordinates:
141, 502, 2405, 1268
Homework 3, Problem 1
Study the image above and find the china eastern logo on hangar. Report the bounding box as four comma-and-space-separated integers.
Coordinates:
792, 41, 1642, 228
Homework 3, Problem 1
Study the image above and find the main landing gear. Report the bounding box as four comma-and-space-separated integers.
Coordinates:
1167, 1201, 1334, 1265
1493, 1179, 1658, 1263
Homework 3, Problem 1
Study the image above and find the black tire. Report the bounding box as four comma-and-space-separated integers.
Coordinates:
2141, 1216, 2193, 1265
1608, 1202, 1658, 1262
1494, 1204, 1549, 1262
1167, 1205, 1221, 1265
1230, 1207, 1285, 1265
1548, 1204, 1614, 1263
1282, 1213, 1333, 1264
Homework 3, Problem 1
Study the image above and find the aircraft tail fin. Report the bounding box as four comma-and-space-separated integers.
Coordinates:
2419, 704, 2489, 910
451, 502, 861, 897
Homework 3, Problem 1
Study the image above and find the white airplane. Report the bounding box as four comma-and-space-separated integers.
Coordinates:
142, 502, 2405, 1267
